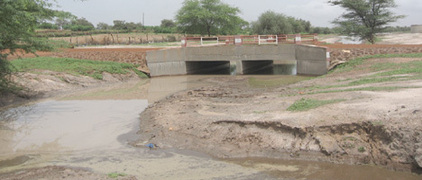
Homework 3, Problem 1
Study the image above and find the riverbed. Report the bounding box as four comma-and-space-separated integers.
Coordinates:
0, 75, 420, 179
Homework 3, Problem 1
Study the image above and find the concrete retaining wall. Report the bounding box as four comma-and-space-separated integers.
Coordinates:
147, 45, 328, 76
411, 25, 422, 33
296, 45, 328, 75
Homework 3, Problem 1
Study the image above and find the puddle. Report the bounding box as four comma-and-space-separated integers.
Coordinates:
0, 156, 30, 169
0, 75, 421, 179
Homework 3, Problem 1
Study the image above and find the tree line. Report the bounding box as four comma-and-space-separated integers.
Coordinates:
36, 0, 406, 40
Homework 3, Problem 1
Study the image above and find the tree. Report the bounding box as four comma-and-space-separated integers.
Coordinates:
176, 0, 247, 36
329, 0, 404, 44
251, 11, 311, 35
68, 18, 95, 31
161, 19, 176, 28
38, 22, 59, 29
97, 22, 111, 30
113, 20, 126, 30
0, 0, 56, 94
112, 20, 142, 31
54, 11, 77, 30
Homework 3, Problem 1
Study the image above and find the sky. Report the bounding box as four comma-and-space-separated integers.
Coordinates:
54, 0, 422, 27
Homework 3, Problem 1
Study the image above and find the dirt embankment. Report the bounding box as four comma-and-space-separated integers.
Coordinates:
7, 48, 161, 74
136, 58, 422, 173
2, 47, 161, 107
0, 70, 142, 107
323, 44, 422, 69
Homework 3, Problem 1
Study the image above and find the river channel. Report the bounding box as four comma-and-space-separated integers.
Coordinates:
0, 75, 420, 179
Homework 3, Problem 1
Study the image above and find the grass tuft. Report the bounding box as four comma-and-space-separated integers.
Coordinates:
287, 98, 345, 112
107, 172, 127, 178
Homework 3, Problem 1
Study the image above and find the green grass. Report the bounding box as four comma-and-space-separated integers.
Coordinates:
49, 39, 73, 49
11, 57, 147, 80
307, 86, 421, 94
107, 172, 127, 178
302, 55, 422, 93
333, 53, 422, 73
249, 76, 312, 88
287, 98, 345, 112
301, 76, 410, 92
85, 41, 179, 47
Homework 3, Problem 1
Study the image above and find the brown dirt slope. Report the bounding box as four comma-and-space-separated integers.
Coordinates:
136, 58, 422, 173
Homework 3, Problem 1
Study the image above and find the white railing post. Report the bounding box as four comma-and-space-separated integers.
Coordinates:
258, 35, 261, 45
200, 37, 203, 46
235, 35, 242, 46
275, 35, 278, 44
181, 37, 187, 47
295, 34, 302, 44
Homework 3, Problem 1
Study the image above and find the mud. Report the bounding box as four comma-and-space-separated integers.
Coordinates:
136, 59, 422, 175
0, 76, 274, 180
0, 166, 137, 180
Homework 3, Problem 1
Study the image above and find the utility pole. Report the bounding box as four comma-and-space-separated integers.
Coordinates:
143, 13, 145, 28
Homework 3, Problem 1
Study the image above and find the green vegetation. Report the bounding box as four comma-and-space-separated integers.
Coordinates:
251, 11, 311, 34
249, 76, 312, 88
48, 40, 73, 49
11, 57, 147, 80
0, 57, 15, 94
287, 98, 345, 112
334, 53, 422, 73
307, 86, 419, 95
253, 111, 268, 114
0, 0, 56, 94
329, 0, 404, 44
358, 146, 366, 153
176, 0, 247, 36
294, 53, 422, 95
107, 172, 127, 178
371, 121, 384, 126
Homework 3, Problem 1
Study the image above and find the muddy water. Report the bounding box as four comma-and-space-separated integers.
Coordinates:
0, 76, 421, 179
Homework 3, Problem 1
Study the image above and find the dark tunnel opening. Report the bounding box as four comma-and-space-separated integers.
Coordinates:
186, 61, 231, 75
242, 60, 274, 75
242, 60, 297, 75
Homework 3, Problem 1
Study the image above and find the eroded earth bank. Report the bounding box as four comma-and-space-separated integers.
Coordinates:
136, 57, 422, 173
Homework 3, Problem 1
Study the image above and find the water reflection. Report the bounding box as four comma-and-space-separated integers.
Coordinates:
0, 99, 264, 179
0, 100, 148, 155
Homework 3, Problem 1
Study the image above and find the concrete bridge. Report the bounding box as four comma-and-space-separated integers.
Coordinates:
146, 44, 328, 77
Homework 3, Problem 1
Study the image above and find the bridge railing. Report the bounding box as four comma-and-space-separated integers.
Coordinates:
181, 34, 318, 47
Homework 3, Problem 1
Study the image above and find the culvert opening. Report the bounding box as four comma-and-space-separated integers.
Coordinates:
186, 61, 231, 75
242, 60, 297, 75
